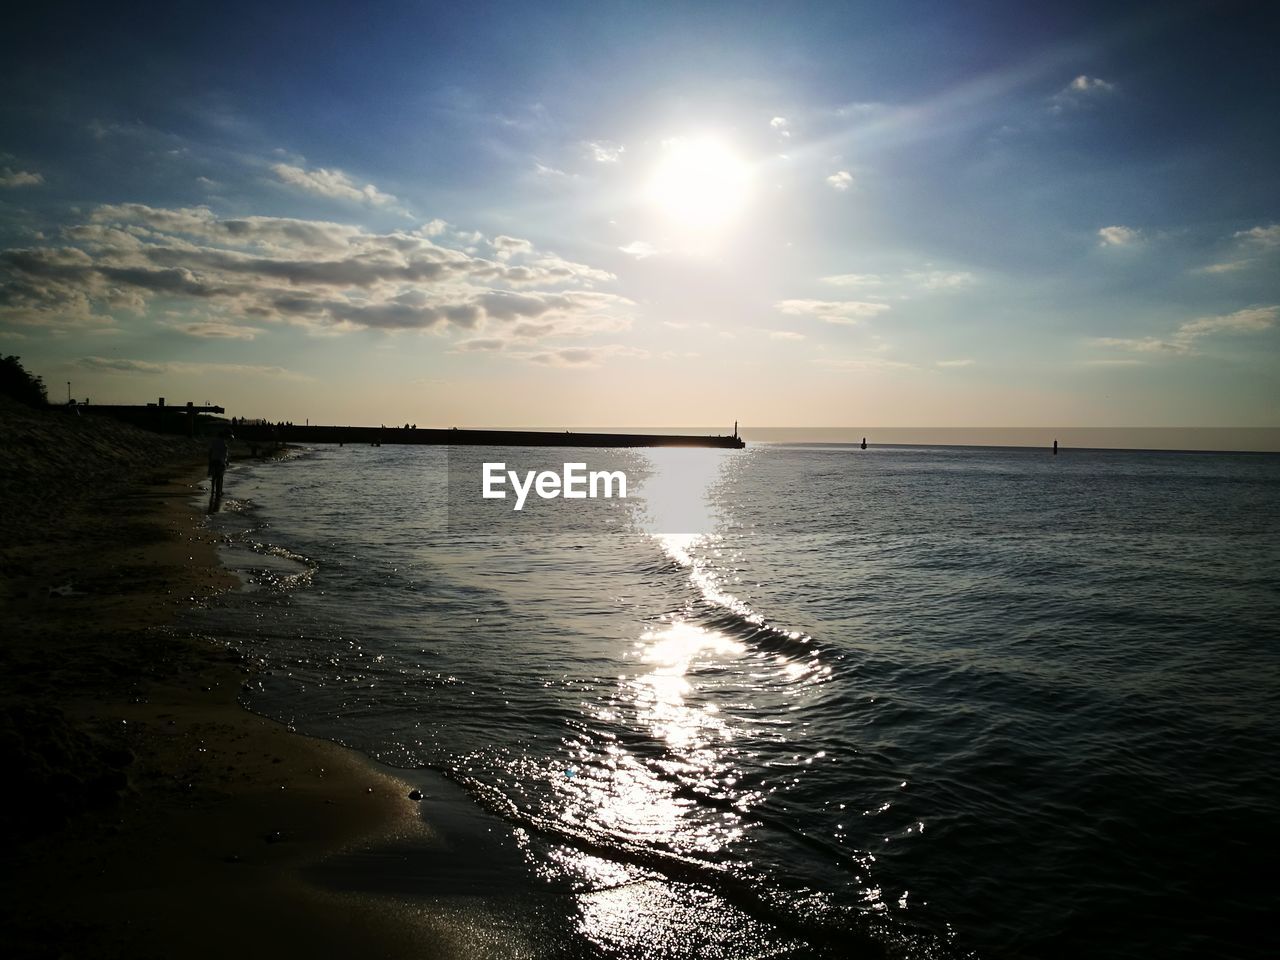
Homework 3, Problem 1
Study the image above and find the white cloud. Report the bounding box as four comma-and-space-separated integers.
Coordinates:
271, 162, 397, 207
1098, 225, 1141, 247
534, 161, 571, 178
821, 273, 883, 288
585, 140, 624, 163
825, 170, 853, 192
1094, 306, 1276, 355
935, 359, 974, 367
1178, 306, 1275, 338
767, 330, 805, 341
776, 299, 890, 324
770, 117, 790, 138
1235, 224, 1280, 247
1192, 224, 1280, 275
619, 240, 662, 259
492, 235, 534, 260
0, 167, 43, 188
1196, 260, 1251, 275
906, 270, 976, 289
0, 203, 630, 341
823, 269, 975, 292
1051, 75, 1116, 111
1069, 75, 1114, 94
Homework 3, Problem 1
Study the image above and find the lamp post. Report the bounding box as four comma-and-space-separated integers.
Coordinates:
66, 381, 71, 403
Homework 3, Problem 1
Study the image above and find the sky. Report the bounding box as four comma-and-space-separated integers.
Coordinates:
1, 0, 1277, 429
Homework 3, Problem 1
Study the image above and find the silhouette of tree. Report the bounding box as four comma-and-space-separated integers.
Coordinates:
0, 355, 49, 408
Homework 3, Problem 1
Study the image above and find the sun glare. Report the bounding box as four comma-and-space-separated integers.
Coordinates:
646, 136, 752, 232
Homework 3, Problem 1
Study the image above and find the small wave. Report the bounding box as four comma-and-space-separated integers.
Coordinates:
219, 540, 317, 592
448, 767, 927, 959
691, 600, 820, 660
654, 533, 823, 663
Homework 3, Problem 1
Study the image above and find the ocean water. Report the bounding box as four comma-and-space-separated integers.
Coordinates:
195, 443, 1280, 959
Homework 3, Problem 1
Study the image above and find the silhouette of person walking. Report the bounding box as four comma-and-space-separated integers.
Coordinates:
208, 428, 232, 511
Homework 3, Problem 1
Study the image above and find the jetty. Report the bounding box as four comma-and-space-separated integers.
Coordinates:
232, 424, 746, 449
58, 396, 746, 448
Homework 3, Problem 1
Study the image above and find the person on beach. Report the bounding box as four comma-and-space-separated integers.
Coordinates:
208, 428, 232, 508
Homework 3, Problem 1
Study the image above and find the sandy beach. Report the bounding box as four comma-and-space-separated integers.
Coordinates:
0, 399, 565, 959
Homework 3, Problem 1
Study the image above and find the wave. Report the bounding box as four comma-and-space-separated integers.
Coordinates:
448, 766, 937, 959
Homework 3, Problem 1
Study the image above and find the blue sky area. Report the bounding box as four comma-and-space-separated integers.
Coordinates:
1, 0, 1276, 427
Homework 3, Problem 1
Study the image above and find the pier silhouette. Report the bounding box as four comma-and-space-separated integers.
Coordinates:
232, 424, 746, 449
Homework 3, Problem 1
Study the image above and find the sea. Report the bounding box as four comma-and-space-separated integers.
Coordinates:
193, 441, 1279, 959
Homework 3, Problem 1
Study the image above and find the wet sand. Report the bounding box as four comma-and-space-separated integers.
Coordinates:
0, 401, 569, 959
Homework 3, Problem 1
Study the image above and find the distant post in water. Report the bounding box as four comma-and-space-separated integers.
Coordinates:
1053, 439, 1058, 456
861, 436, 867, 450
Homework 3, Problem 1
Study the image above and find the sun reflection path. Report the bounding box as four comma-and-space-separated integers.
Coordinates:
515, 447, 904, 956
555, 619, 750, 857
547, 448, 831, 863
634, 622, 743, 751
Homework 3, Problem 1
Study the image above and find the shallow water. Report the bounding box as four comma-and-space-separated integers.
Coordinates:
195, 443, 1280, 958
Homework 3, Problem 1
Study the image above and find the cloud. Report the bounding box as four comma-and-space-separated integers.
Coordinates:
1177, 306, 1275, 338
0, 203, 630, 341
770, 117, 790, 138
1094, 306, 1276, 355
1098, 225, 1141, 247
76, 356, 166, 374
521, 345, 648, 367
492, 235, 534, 260
174, 321, 262, 340
1051, 75, 1116, 111
1068, 75, 1114, 94
776, 299, 890, 324
619, 240, 662, 260
271, 162, 398, 208
825, 170, 853, 192
454, 338, 505, 352
1193, 224, 1280, 275
534, 161, 571, 178
1235, 224, 1280, 248
935, 359, 974, 367
823, 269, 975, 292
766, 330, 805, 341
77, 356, 309, 379
1196, 260, 1251, 275
905, 270, 976, 289
0, 167, 44, 188
585, 140, 624, 163
821, 273, 883, 288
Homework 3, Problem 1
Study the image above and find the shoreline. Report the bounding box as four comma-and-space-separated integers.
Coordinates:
0, 414, 567, 958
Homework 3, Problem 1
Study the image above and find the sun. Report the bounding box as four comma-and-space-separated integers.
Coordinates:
645, 136, 753, 232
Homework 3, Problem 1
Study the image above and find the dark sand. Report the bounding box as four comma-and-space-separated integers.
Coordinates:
0, 398, 572, 959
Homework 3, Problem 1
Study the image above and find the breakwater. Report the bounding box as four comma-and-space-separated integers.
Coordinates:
232, 424, 746, 449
